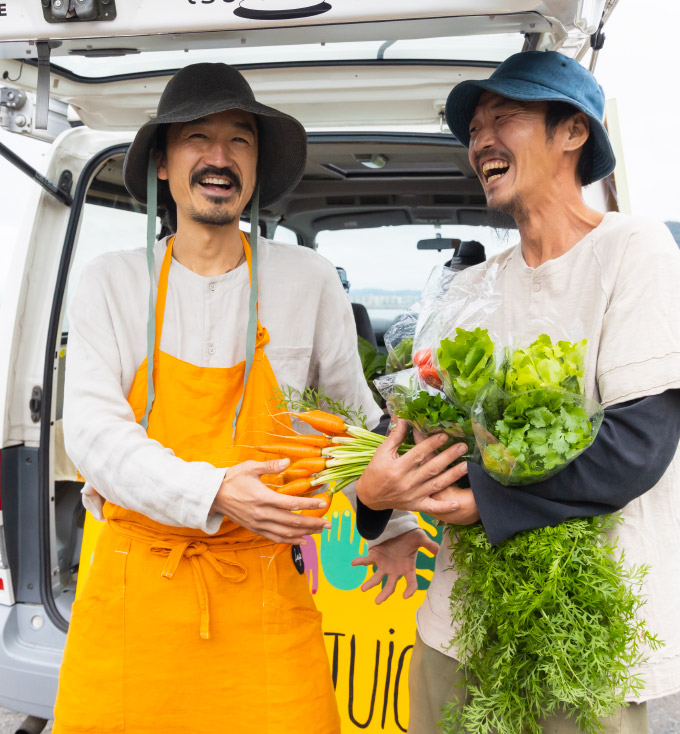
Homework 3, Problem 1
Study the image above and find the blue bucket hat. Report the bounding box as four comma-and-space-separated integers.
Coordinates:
445, 50, 615, 185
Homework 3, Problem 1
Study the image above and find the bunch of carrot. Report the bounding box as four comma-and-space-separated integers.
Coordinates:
257, 409, 400, 517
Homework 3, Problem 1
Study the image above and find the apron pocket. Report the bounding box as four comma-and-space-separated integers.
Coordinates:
260, 552, 340, 734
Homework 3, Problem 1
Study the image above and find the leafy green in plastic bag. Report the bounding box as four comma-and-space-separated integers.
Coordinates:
505, 333, 587, 394
437, 327, 497, 405
481, 388, 595, 480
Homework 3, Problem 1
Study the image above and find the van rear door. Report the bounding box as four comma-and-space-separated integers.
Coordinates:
0, 0, 606, 142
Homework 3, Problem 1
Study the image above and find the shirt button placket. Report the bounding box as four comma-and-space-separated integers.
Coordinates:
206, 281, 217, 363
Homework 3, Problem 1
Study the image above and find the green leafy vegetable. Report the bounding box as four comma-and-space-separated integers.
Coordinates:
397, 391, 476, 456
357, 335, 387, 405
437, 328, 497, 406
505, 334, 587, 394
397, 390, 466, 428
477, 387, 598, 482
386, 336, 414, 373
443, 517, 661, 734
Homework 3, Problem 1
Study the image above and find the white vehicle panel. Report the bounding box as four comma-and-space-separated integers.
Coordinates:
0, 1, 601, 51
0, 59, 498, 131
0, 127, 131, 446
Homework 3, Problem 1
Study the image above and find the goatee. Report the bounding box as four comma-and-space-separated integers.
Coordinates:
487, 193, 528, 233
189, 207, 238, 227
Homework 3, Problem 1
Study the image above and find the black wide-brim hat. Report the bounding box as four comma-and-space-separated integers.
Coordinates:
123, 62, 307, 208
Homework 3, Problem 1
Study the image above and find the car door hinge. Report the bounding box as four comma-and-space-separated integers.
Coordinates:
30, 386, 42, 424
58, 169, 73, 198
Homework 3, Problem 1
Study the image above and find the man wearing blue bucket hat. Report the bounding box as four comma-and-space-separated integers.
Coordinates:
355, 50, 680, 732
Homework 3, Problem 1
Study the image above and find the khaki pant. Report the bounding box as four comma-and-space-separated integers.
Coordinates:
408, 633, 648, 734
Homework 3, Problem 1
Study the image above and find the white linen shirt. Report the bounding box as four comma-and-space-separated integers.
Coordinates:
64, 235, 418, 541
416, 213, 680, 701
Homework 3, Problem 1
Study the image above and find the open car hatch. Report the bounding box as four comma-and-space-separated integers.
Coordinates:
0, 0, 610, 141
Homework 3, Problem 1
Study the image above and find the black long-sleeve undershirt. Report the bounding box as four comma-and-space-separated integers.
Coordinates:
356, 390, 680, 543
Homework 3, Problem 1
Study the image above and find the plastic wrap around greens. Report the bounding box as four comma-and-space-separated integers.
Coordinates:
383, 312, 416, 373
376, 328, 602, 485
470, 333, 602, 485
383, 264, 459, 375
375, 369, 477, 457
472, 383, 603, 485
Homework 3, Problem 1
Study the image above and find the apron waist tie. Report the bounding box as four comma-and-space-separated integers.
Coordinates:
151, 540, 247, 640
106, 520, 252, 640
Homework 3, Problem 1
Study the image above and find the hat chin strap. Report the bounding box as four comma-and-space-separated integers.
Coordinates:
141, 154, 260, 443
141, 154, 158, 430
231, 184, 259, 439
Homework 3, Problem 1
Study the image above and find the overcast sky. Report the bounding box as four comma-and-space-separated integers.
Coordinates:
1, 0, 678, 295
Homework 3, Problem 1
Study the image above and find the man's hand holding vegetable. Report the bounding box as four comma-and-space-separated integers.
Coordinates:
210, 458, 333, 546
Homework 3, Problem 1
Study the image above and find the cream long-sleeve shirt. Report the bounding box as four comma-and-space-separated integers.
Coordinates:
63, 235, 418, 540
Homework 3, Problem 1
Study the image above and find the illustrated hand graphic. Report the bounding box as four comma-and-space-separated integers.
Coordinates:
352, 528, 439, 604
320, 510, 368, 591
416, 513, 444, 590
300, 535, 319, 594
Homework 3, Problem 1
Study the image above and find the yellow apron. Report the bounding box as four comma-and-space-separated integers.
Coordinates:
53, 235, 341, 733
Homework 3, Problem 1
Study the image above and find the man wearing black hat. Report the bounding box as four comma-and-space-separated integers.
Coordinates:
53, 63, 437, 733
356, 50, 680, 732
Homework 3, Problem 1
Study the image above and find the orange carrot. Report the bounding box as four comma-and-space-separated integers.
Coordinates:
275, 434, 331, 448
288, 457, 328, 473
301, 490, 333, 518
259, 444, 322, 459
294, 411, 347, 435
282, 467, 315, 481
278, 478, 313, 497
261, 473, 286, 487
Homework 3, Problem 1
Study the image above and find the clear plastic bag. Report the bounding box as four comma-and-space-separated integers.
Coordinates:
471, 381, 603, 485
412, 262, 504, 394
374, 369, 477, 458
390, 308, 604, 481
465, 331, 603, 485
384, 312, 417, 374
383, 264, 459, 375
379, 262, 604, 485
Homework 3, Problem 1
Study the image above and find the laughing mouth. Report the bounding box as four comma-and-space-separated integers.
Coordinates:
191, 167, 242, 197
198, 175, 236, 193
481, 159, 510, 183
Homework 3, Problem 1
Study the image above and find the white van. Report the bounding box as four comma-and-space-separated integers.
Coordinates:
0, 3, 627, 732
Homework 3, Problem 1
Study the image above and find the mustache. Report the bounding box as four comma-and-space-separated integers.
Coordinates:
191, 166, 242, 190
473, 147, 514, 176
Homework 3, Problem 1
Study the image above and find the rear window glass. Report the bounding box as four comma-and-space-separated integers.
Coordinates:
315, 224, 514, 315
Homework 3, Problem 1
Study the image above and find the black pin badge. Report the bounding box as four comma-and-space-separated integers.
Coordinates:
291, 545, 305, 575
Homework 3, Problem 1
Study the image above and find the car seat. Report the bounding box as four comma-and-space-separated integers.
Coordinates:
351, 302, 377, 347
